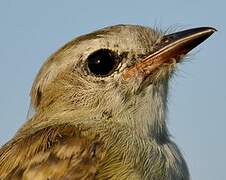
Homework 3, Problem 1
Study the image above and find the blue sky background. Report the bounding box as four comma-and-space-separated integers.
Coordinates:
0, 0, 225, 179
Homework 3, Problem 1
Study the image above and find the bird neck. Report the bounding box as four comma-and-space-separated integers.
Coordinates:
95, 120, 189, 180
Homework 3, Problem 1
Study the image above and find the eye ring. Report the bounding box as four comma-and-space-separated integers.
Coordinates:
86, 49, 119, 77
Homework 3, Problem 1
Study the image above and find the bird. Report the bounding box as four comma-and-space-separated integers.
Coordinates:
0, 24, 215, 180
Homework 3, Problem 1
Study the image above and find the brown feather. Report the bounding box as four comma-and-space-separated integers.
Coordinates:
0, 124, 105, 180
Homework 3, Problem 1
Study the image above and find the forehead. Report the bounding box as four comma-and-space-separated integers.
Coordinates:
70, 25, 162, 56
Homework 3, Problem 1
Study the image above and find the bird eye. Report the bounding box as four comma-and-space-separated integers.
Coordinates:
86, 49, 118, 76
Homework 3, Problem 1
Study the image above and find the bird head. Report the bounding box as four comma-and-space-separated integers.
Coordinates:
28, 25, 215, 137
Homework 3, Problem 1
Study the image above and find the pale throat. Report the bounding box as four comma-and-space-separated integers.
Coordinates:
116, 83, 169, 139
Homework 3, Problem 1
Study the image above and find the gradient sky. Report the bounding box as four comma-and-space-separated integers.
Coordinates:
0, 0, 225, 179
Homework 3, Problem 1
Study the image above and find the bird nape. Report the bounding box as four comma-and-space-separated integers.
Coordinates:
0, 24, 215, 180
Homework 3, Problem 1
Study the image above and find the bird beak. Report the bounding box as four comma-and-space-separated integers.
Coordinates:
123, 27, 216, 80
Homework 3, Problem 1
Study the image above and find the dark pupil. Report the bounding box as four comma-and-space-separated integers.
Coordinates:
87, 49, 117, 76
